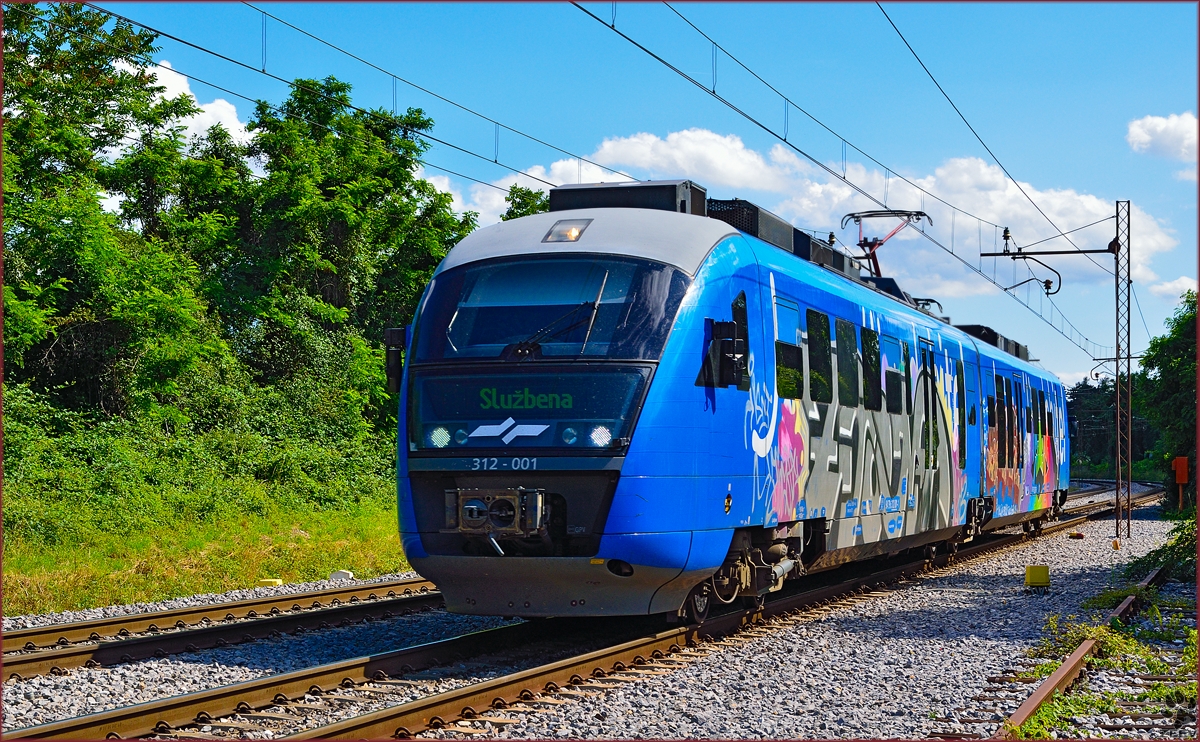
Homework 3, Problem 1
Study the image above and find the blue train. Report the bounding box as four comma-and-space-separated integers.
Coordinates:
387, 180, 1070, 622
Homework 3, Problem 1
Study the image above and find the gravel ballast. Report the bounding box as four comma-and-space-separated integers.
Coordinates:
3, 504, 1181, 737
439, 508, 1177, 739
2, 606, 513, 731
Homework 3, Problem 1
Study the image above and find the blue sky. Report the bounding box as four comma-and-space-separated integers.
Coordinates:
99, 2, 1198, 383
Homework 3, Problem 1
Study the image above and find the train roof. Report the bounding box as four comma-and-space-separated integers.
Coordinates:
437, 208, 736, 277
437, 203, 1058, 386
748, 230, 1061, 385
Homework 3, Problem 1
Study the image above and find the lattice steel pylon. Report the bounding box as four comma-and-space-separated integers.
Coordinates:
1113, 201, 1132, 540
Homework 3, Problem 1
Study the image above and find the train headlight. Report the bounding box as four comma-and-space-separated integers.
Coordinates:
562, 427, 578, 445
428, 426, 451, 448
589, 425, 612, 447
542, 218, 593, 243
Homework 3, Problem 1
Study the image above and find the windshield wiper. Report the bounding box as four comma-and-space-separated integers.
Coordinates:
502, 271, 609, 361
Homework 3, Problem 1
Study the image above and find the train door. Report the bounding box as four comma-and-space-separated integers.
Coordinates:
769, 295, 806, 525
1012, 371, 1029, 509
880, 334, 910, 522
803, 307, 836, 523
917, 340, 940, 530
833, 317, 861, 521
962, 348, 981, 497
1029, 378, 1051, 496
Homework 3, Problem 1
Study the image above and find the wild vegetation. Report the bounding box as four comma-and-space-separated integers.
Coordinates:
1011, 590, 1197, 739
0, 4, 559, 614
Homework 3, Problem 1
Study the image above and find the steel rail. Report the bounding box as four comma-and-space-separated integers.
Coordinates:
286, 499, 1157, 740
9, 492, 1161, 740
8, 618, 603, 740
997, 565, 1172, 737
3, 577, 435, 654
2, 588, 444, 681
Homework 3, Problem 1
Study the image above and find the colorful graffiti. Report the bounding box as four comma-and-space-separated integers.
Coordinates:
770, 399, 810, 522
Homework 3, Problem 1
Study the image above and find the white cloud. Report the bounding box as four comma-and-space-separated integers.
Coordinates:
1126, 112, 1198, 162
1149, 275, 1197, 301
112, 59, 251, 148
591, 129, 802, 192
151, 61, 251, 147
1175, 167, 1198, 182
425, 158, 631, 227
432, 127, 1182, 296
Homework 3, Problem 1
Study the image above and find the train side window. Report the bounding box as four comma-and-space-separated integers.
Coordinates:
861, 328, 882, 411
882, 335, 903, 414
732, 292, 750, 392
775, 341, 803, 400
902, 340, 912, 414
775, 299, 800, 346
956, 360, 966, 469
806, 309, 833, 403
1038, 389, 1047, 435
835, 318, 860, 407
994, 374, 1007, 468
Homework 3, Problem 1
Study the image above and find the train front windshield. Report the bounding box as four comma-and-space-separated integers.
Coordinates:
409, 255, 690, 452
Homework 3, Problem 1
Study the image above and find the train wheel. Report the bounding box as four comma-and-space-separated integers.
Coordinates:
682, 583, 711, 624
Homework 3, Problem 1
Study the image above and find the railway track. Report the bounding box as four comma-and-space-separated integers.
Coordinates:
10, 491, 1161, 740
7, 482, 1143, 682
2, 577, 439, 681
996, 564, 1195, 739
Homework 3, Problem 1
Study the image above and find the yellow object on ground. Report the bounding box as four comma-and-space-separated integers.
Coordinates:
1025, 565, 1050, 588
258, 578, 283, 587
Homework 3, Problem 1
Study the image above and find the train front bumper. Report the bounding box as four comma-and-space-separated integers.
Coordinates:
410, 555, 709, 617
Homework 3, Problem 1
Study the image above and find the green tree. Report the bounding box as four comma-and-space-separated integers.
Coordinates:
1138, 290, 1196, 505
3, 2, 217, 415
500, 184, 549, 221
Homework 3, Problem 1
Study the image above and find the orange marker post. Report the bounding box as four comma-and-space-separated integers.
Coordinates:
1173, 456, 1189, 510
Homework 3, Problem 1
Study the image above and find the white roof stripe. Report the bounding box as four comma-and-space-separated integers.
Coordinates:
437, 208, 739, 276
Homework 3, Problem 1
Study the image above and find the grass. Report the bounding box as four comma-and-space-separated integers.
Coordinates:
2, 504, 410, 616
1079, 584, 1160, 611
1010, 589, 1198, 739
1029, 614, 1172, 674
2, 501, 410, 612
1123, 510, 1197, 581
2, 382, 411, 616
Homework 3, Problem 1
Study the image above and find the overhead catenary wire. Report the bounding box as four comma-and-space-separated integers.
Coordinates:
874, 1, 1114, 278
241, 2, 638, 184
662, 1, 1003, 232
11, 4, 509, 194
83, 2, 558, 188
576, 2, 1110, 358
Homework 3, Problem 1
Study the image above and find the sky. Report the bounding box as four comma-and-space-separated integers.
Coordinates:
97, 1, 1199, 384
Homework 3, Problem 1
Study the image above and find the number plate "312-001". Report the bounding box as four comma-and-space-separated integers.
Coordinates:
471, 457, 537, 471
